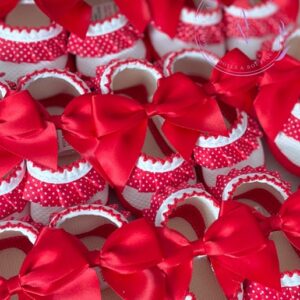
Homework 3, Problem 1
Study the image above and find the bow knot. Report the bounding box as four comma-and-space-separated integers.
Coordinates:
144, 103, 158, 117
267, 214, 283, 232
0, 276, 21, 300
49, 114, 63, 128
191, 239, 207, 256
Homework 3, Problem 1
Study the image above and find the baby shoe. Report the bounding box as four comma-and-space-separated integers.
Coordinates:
162, 48, 264, 189
0, 83, 30, 221
143, 183, 281, 299
95, 58, 228, 214
49, 204, 128, 299
67, 1, 146, 79
213, 166, 300, 299
0, 220, 102, 299
17, 69, 109, 225
0, 0, 68, 82
223, 0, 292, 59
148, 0, 226, 58
254, 55, 300, 176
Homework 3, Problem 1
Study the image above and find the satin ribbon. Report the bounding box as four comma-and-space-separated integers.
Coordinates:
259, 190, 300, 250
0, 228, 100, 300
84, 73, 227, 187
204, 48, 261, 115
0, 91, 57, 177
0, 0, 91, 38
114, 0, 185, 37
254, 54, 300, 140
90, 204, 280, 299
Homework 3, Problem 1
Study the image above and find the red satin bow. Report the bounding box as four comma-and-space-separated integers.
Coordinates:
0, 91, 57, 177
0, 228, 100, 300
115, 0, 185, 37
205, 48, 261, 115
0, 0, 91, 38
254, 54, 300, 140
90, 205, 280, 299
260, 190, 300, 250
87, 73, 227, 187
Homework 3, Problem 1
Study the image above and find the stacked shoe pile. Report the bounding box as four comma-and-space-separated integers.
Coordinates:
0, 0, 300, 299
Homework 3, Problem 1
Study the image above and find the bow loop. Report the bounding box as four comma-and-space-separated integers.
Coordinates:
0, 91, 58, 177
0, 0, 92, 38
88, 73, 226, 188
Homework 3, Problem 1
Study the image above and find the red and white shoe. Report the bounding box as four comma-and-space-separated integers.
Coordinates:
96, 59, 197, 214
149, 1, 225, 58
0, 1, 68, 82
215, 166, 300, 299
0, 82, 29, 221
17, 69, 109, 225
254, 55, 300, 176
224, 0, 291, 59
0, 220, 38, 294
49, 204, 127, 299
68, 1, 146, 79
162, 48, 264, 189
144, 183, 281, 299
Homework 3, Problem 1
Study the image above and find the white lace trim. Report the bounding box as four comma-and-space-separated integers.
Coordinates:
27, 160, 93, 184
136, 155, 185, 172
19, 69, 90, 94
50, 204, 127, 228
225, 1, 278, 19
0, 162, 26, 196
100, 59, 162, 94
181, 8, 222, 26
0, 23, 64, 42
222, 173, 290, 201
281, 272, 300, 287
163, 49, 219, 76
197, 111, 247, 148
0, 221, 38, 244
87, 14, 128, 37
155, 186, 219, 226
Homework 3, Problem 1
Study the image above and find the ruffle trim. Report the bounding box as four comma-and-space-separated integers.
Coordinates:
175, 19, 225, 44
24, 166, 107, 207
68, 23, 141, 58
0, 30, 68, 63
17, 68, 90, 94
98, 58, 162, 94
194, 115, 263, 169
127, 159, 196, 193
0, 221, 38, 244
225, 8, 290, 38
49, 204, 128, 228
0, 163, 28, 220
143, 182, 218, 224
282, 104, 300, 142
211, 166, 292, 201
244, 270, 300, 299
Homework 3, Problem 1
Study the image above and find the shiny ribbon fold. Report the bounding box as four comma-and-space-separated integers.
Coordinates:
0, 91, 58, 177
0, 228, 100, 300
87, 73, 227, 187
0, 0, 91, 38
91, 205, 280, 299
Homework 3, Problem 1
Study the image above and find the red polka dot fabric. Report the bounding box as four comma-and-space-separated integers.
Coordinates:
68, 24, 141, 58
282, 114, 300, 142
0, 31, 68, 63
23, 166, 106, 208
126, 159, 195, 194
244, 278, 300, 299
0, 165, 28, 219
194, 117, 262, 169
